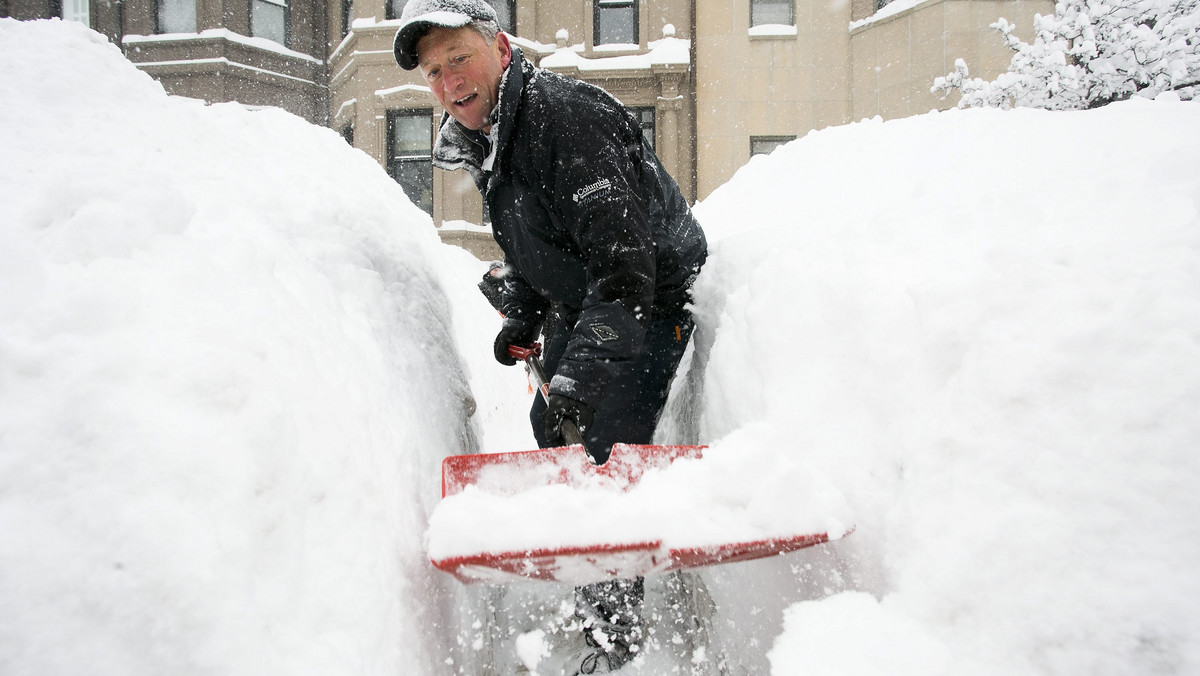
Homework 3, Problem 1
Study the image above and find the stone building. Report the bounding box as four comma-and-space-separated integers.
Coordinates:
6, 0, 1050, 258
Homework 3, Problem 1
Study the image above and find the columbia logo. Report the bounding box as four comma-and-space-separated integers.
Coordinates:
572, 178, 612, 203
589, 324, 619, 342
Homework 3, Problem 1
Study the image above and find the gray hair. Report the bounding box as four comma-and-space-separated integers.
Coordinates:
466, 18, 501, 43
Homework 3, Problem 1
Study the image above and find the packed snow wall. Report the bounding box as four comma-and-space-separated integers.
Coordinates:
0, 18, 479, 675
666, 100, 1200, 674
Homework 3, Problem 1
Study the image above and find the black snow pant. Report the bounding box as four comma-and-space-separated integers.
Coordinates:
530, 304, 695, 661
530, 305, 695, 454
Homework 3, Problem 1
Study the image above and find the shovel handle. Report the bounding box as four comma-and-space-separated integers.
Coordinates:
508, 344, 585, 447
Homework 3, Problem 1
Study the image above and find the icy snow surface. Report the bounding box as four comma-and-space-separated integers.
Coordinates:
4, 16, 1200, 676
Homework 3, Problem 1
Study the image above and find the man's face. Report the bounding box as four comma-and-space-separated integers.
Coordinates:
417, 26, 511, 133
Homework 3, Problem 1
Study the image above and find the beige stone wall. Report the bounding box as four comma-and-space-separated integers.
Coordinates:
694, 0, 853, 200
126, 34, 327, 122
693, 0, 1051, 201
849, 0, 1052, 120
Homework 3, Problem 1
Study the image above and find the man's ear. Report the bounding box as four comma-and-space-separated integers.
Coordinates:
496, 31, 512, 69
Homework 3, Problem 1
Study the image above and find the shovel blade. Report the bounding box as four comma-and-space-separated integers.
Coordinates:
432, 443, 848, 584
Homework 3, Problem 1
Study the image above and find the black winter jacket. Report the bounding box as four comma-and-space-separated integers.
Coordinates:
432, 47, 707, 407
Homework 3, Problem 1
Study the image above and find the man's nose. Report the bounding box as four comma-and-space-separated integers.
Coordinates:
441, 69, 464, 94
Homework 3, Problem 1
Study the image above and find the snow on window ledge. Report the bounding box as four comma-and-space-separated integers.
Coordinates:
123, 28, 322, 63
748, 24, 798, 38
849, 0, 937, 31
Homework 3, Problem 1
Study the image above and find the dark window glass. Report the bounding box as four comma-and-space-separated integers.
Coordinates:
157, 0, 196, 32
61, 0, 91, 26
387, 0, 408, 20
486, 0, 514, 33
595, 0, 637, 45
341, 124, 354, 146
750, 0, 793, 26
251, 0, 288, 45
388, 110, 434, 215
631, 107, 655, 150
341, 0, 353, 37
750, 135, 795, 157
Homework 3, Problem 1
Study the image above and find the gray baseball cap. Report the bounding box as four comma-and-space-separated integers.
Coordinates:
393, 0, 500, 70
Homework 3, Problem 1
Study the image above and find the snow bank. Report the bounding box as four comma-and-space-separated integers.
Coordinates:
0, 18, 476, 675
682, 100, 1200, 674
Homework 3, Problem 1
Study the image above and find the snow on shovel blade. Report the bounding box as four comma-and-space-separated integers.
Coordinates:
429, 443, 847, 585
441, 442, 702, 497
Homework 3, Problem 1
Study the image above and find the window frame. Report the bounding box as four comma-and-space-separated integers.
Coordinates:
750, 135, 796, 157
750, 0, 794, 27
488, 0, 515, 33
630, 106, 655, 151
155, 0, 197, 33
57, 0, 92, 27
593, 0, 639, 46
250, 0, 289, 46
387, 109, 435, 215
341, 0, 353, 37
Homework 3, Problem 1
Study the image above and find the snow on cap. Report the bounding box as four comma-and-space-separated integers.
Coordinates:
393, 0, 500, 70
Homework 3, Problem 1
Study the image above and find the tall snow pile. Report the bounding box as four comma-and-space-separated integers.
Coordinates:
672, 99, 1200, 673
0, 18, 479, 675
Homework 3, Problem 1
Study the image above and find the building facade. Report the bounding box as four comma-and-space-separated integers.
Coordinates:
6, 0, 1050, 258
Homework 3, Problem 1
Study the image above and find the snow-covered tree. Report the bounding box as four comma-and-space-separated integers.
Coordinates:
933, 0, 1200, 109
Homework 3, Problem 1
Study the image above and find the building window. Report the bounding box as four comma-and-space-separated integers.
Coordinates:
388, 110, 434, 215
874, 0, 892, 9
750, 0, 793, 26
594, 0, 637, 45
386, 0, 406, 19
631, 107, 655, 150
59, 0, 91, 26
252, 0, 288, 45
487, 0, 514, 33
750, 135, 795, 157
341, 0, 353, 37
341, 124, 354, 146
157, 0, 196, 32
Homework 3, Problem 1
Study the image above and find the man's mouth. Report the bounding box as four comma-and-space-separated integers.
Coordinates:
454, 93, 477, 107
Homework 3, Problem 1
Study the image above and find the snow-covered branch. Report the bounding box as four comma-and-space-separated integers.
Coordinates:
933, 0, 1200, 110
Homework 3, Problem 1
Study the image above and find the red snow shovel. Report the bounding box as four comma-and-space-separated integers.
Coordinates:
429, 345, 846, 585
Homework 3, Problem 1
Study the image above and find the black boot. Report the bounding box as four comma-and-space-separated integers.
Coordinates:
574, 577, 644, 671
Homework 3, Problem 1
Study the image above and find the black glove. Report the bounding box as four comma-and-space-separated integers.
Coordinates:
544, 393, 599, 459
477, 262, 505, 312
493, 319, 538, 366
